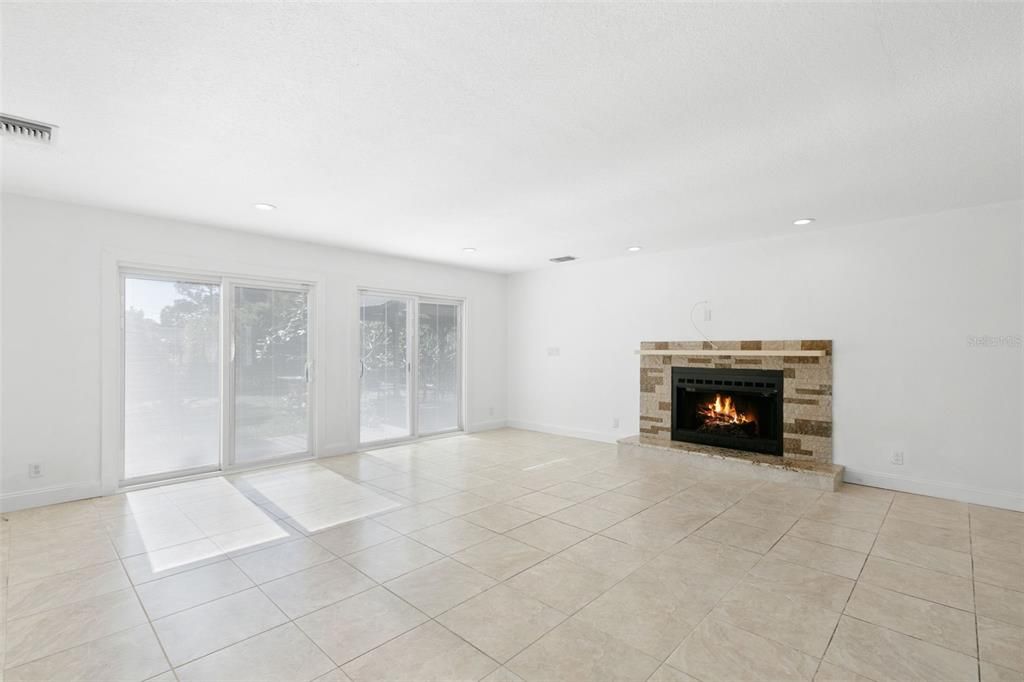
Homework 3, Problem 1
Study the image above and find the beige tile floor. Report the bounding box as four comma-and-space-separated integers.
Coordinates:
1, 429, 1021, 681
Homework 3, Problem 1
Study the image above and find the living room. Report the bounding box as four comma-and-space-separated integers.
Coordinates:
1, 3, 1021, 681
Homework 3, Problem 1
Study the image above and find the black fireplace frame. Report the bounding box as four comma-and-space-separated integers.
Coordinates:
671, 366, 785, 456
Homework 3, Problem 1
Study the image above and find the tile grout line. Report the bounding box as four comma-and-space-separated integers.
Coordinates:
104, 504, 180, 681
380, 488, 610, 674
249, 490, 528, 676
226, 546, 346, 679
182, 500, 419, 675
4, 446, 1015, 682
829, 497, 991, 675
637, 484, 836, 681
143, 483, 415, 677
289, 490, 535, 676
0, 464, 807, 679
640, 490, 762, 682
0, 457, 481, 677
968, 507, 981, 682
812, 490, 895, 682
151, 460, 554, 675
334, 471, 666, 676
1, 519, 9, 675
0, 511, 174, 678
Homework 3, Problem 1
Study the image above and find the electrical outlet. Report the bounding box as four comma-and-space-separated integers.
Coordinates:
704, 307, 713, 322
547, 347, 561, 357
890, 451, 905, 466
488, 406, 495, 417
28, 463, 42, 478
612, 417, 620, 429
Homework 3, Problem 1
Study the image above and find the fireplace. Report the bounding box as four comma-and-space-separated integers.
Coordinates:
671, 366, 784, 455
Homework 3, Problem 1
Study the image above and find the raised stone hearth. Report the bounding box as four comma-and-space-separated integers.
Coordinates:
628, 339, 841, 490
617, 435, 843, 491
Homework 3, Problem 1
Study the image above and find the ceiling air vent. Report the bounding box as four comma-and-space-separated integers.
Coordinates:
549, 255, 578, 263
0, 114, 56, 143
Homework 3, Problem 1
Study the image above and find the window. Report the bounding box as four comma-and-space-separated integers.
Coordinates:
417, 301, 460, 435
123, 276, 221, 480
359, 294, 412, 443
359, 291, 462, 445
233, 286, 310, 463
122, 271, 312, 484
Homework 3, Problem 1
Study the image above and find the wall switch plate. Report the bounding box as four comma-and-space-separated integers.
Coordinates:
547, 347, 561, 357
890, 451, 905, 466
612, 417, 620, 429
488, 406, 494, 417
704, 307, 713, 322
28, 463, 42, 478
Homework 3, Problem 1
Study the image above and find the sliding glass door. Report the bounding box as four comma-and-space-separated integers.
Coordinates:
417, 301, 460, 435
233, 286, 310, 463
123, 276, 221, 480
359, 291, 462, 445
122, 272, 312, 484
359, 294, 412, 444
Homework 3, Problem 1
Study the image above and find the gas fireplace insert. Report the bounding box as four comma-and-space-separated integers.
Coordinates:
671, 366, 784, 456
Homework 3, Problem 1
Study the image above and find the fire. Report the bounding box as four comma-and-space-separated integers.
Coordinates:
698, 393, 753, 425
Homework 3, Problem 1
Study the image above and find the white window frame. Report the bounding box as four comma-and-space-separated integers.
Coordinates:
357, 288, 465, 448
116, 265, 317, 487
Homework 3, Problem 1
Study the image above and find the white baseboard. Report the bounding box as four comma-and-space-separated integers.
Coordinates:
0, 480, 104, 513
505, 420, 619, 444
466, 420, 508, 433
842, 468, 1023, 512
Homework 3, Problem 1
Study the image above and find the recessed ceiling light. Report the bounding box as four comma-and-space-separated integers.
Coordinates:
793, 218, 815, 225
627, 246, 642, 252
253, 203, 277, 211
462, 247, 477, 254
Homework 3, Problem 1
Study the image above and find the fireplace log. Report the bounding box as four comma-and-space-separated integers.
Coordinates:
697, 420, 759, 438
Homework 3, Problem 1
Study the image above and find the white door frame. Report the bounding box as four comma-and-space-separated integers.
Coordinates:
117, 267, 316, 487
357, 288, 465, 448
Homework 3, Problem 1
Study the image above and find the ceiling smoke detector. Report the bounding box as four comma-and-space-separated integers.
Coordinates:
0, 114, 56, 144
549, 255, 578, 263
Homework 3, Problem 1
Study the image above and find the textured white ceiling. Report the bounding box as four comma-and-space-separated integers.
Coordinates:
2, 2, 1021, 273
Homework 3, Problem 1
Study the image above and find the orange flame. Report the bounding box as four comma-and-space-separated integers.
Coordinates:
698, 393, 753, 425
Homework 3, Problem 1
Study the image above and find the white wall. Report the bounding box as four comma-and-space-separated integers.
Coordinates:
1, 194, 508, 510
3, 195, 1022, 511
508, 201, 1024, 510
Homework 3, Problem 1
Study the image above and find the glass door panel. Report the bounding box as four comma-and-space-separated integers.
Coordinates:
233, 286, 310, 463
417, 301, 460, 434
123, 276, 220, 481
359, 294, 411, 443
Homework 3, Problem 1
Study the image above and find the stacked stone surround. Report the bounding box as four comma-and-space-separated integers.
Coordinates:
639, 339, 833, 465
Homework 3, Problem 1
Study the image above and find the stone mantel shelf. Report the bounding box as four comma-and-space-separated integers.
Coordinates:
638, 349, 826, 358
